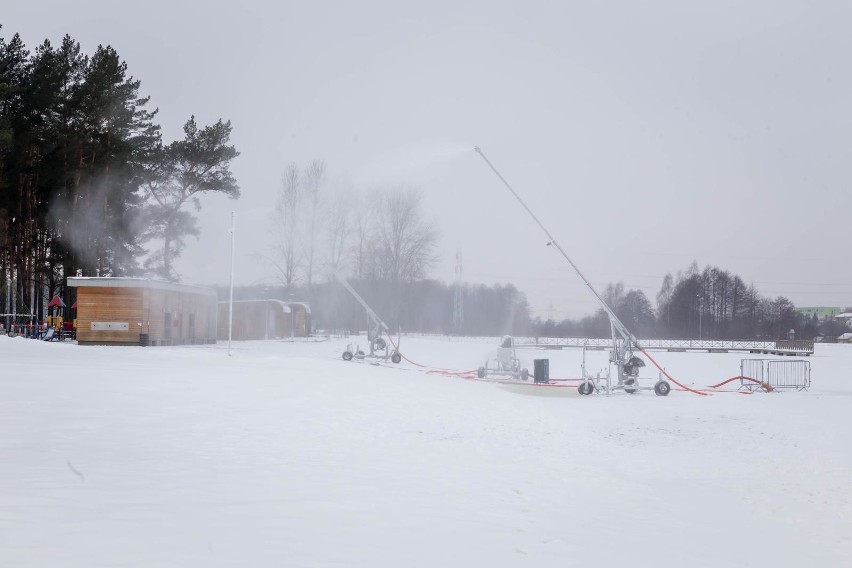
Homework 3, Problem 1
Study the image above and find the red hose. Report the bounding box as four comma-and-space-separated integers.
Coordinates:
673, 387, 753, 395
384, 332, 478, 375
381, 333, 770, 398
709, 375, 774, 392
383, 332, 427, 368
639, 348, 709, 396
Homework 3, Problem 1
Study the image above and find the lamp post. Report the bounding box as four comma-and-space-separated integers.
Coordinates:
696, 293, 702, 341
228, 211, 235, 357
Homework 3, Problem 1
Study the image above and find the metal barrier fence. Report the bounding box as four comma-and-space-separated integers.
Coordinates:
739, 359, 810, 391
740, 359, 765, 391
766, 360, 811, 391
515, 337, 814, 355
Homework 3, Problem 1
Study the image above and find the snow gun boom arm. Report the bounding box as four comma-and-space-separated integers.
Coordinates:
332, 271, 391, 333
473, 146, 640, 350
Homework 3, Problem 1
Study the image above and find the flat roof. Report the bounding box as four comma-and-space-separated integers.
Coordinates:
217, 299, 291, 313
67, 277, 217, 298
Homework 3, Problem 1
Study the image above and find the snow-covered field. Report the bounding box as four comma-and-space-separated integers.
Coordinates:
1, 334, 850, 567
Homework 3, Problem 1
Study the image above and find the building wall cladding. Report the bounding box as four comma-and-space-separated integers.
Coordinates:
69, 278, 217, 346
217, 300, 292, 341
75, 287, 144, 345
290, 303, 311, 337
218, 300, 311, 340
146, 289, 217, 346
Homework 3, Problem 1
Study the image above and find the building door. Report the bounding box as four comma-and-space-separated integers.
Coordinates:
164, 311, 172, 343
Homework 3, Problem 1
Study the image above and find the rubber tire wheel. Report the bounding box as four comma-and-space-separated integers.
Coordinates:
342, 351, 353, 361
578, 381, 594, 395
477, 367, 487, 379
654, 381, 671, 396
520, 368, 529, 381
390, 352, 401, 364
625, 378, 637, 394
374, 338, 386, 350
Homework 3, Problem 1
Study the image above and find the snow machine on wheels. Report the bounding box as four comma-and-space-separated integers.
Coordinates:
611, 334, 670, 396
575, 329, 670, 397
474, 147, 671, 397
341, 320, 402, 364
477, 335, 529, 381
334, 271, 402, 365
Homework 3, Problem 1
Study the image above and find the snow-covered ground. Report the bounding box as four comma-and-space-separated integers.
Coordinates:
1, 334, 850, 567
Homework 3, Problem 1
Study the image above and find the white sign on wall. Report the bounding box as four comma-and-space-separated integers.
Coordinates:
91, 322, 130, 331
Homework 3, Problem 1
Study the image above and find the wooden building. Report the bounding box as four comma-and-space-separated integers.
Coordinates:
289, 302, 312, 336
218, 300, 311, 340
67, 277, 217, 346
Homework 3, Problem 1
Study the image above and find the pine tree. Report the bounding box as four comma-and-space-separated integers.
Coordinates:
143, 116, 239, 280
71, 44, 160, 276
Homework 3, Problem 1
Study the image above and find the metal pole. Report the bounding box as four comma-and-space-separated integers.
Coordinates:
29, 259, 34, 322
697, 294, 702, 341
228, 211, 235, 357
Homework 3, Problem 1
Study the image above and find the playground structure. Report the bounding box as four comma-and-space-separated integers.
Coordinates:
1, 308, 74, 341
334, 271, 402, 364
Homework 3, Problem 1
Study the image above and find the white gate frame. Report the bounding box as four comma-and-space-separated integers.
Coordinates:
740, 359, 765, 392
739, 359, 810, 392
766, 360, 811, 391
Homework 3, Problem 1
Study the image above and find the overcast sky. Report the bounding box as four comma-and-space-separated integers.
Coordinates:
5, 1, 851, 317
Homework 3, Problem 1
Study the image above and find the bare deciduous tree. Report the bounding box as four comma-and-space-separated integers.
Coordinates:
373, 186, 438, 283
324, 181, 353, 274
271, 162, 302, 292
351, 192, 375, 280
302, 159, 326, 295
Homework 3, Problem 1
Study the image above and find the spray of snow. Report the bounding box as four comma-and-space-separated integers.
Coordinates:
353, 142, 471, 186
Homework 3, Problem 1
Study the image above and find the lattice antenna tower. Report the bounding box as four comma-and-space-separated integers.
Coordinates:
453, 247, 464, 334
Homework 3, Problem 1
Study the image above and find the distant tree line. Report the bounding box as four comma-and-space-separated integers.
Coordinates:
230, 261, 838, 341
0, 26, 238, 320
533, 262, 829, 341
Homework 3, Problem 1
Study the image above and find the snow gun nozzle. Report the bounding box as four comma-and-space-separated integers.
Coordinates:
473, 146, 481, 153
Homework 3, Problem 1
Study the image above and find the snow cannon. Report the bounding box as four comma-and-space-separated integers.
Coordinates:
474, 146, 674, 397
332, 270, 402, 365
476, 335, 530, 381
623, 356, 645, 377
